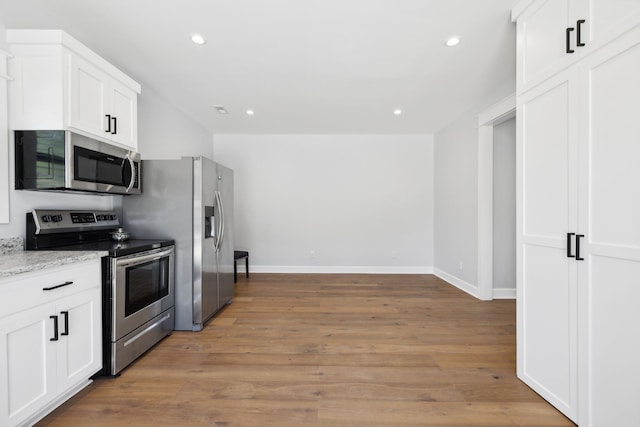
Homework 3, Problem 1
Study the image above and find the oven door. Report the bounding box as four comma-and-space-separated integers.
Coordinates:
112, 246, 174, 341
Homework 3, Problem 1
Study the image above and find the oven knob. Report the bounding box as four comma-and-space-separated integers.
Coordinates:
52, 215, 62, 222
42, 215, 51, 223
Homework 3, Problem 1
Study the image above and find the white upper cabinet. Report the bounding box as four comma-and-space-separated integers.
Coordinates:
581, 0, 640, 48
513, 0, 576, 93
68, 53, 138, 149
7, 30, 140, 151
513, 0, 640, 93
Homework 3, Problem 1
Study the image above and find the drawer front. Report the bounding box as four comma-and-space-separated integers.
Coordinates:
0, 260, 101, 319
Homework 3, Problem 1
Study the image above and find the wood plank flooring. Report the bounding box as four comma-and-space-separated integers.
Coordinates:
36, 274, 575, 426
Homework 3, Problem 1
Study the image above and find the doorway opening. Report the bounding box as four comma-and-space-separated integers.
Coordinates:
477, 94, 516, 300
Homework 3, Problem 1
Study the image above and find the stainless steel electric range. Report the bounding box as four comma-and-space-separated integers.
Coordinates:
26, 209, 175, 376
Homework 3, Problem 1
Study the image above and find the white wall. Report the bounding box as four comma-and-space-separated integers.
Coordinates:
213, 134, 434, 273
433, 83, 515, 295
137, 85, 213, 160
492, 117, 516, 290
1, 22, 11, 225
434, 112, 479, 289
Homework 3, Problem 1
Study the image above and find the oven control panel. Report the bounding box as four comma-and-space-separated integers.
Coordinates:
30, 209, 120, 234
70, 212, 118, 224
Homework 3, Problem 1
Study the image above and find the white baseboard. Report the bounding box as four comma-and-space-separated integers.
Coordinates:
433, 268, 480, 299
243, 265, 515, 300
250, 265, 434, 274
493, 288, 516, 299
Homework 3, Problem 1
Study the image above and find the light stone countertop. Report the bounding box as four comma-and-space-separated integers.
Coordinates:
0, 237, 24, 255
0, 250, 108, 279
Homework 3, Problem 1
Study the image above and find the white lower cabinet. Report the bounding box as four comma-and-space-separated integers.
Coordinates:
518, 24, 640, 426
0, 260, 102, 427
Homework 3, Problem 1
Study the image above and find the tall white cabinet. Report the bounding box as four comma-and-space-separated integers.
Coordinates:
513, 1, 640, 425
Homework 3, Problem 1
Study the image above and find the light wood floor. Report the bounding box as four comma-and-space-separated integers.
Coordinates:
37, 274, 575, 426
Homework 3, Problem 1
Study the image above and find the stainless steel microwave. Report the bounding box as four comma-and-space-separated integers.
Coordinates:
15, 130, 141, 195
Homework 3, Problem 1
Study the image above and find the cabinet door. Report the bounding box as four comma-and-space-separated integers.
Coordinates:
56, 288, 102, 393
580, 0, 640, 49
109, 79, 138, 150
578, 27, 640, 426
0, 304, 57, 427
68, 53, 108, 139
517, 67, 579, 422
516, 0, 577, 92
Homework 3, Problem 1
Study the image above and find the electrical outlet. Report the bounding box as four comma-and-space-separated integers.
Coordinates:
310, 250, 316, 259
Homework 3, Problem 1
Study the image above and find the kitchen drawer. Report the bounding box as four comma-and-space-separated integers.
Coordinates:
0, 260, 101, 319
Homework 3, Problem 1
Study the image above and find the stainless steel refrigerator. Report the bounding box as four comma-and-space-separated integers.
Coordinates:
122, 156, 234, 331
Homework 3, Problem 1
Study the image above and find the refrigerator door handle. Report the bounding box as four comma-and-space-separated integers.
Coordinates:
216, 190, 225, 252
212, 191, 220, 252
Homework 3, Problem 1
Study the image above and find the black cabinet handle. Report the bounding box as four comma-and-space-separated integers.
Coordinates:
106, 114, 112, 133
576, 234, 585, 261
112, 116, 117, 134
567, 233, 576, 258
61, 311, 69, 336
577, 19, 586, 47
566, 27, 575, 53
42, 281, 74, 291
50, 315, 59, 341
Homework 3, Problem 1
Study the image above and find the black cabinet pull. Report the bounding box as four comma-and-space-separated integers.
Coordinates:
566, 27, 575, 53
577, 19, 586, 47
106, 114, 112, 133
42, 281, 74, 291
50, 315, 59, 341
567, 233, 576, 258
576, 234, 585, 261
112, 116, 117, 134
61, 311, 69, 336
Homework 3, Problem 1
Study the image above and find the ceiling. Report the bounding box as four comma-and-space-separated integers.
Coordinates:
0, 0, 518, 134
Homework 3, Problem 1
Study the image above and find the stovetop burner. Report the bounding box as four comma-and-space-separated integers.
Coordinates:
26, 209, 173, 257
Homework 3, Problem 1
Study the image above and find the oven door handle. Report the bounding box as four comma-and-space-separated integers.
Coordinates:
115, 247, 174, 268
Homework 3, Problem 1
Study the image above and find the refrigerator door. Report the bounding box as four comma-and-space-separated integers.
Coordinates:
122, 158, 194, 331
192, 157, 220, 330
215, 164, 235, 306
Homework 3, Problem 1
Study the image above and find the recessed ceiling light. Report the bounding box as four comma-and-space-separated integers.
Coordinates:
212, 105, 228, 114
394, 109, 402, 116
191, 34, 206, 45
246, 109, 254, 115
446, 36, 460, 47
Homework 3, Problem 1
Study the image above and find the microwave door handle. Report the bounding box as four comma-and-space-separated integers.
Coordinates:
125, 154, 136, 193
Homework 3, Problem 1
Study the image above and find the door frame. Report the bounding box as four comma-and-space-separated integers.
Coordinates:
477, 94, 516, 300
